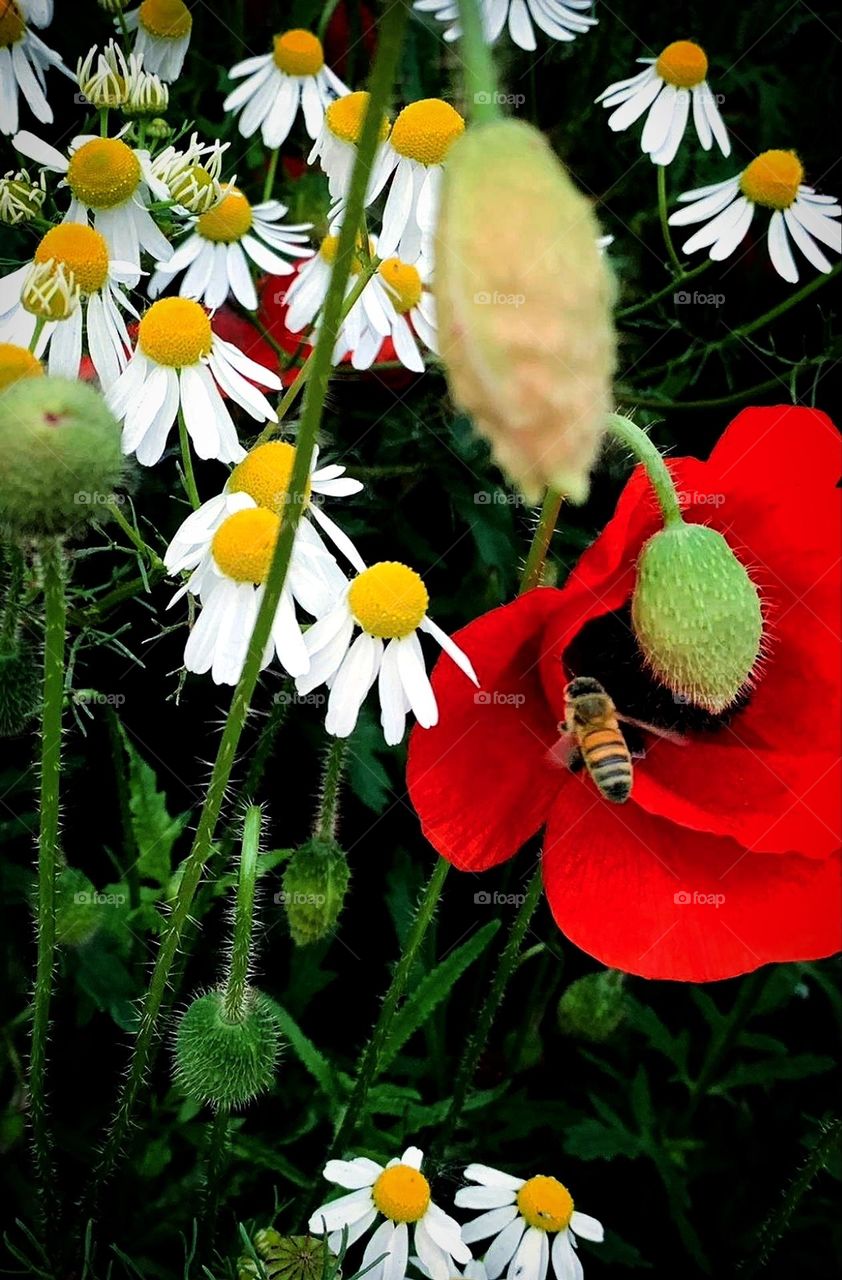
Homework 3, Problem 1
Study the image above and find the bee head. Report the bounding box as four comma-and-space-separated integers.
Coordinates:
565, 676, 605, 699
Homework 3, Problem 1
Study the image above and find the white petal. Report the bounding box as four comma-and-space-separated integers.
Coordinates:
767, 210, 799, 284
509, 1226, 548, 1280
308, 1187, 376, 1234
569, 1212, 603, 1243
464, 1165, 524, 1192
420, 616, 479, 685
396, 633, 437, 729
323, 1158, 382, 1190
484, 1219, 527, 1279
460, 1205, 519, 1243
550, 1231, 582, 1280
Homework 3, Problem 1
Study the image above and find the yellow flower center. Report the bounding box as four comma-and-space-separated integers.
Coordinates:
0, 342, 43, 391
378, 258, 422, 315
138, 297, 213, 367
348, 562, 429, 639
517, 1177, 574, 1233
0, 0, 25, 47
273, 29, 324, 76
655, 40, 708, 88
34, 225, 110, 295
390, 99, 465, 166
371, 1165, 431, 1223
211, 508, 281, 584
196, 188, 253, 243
228, 442, 311, 513
66, 138, 142, 210
740, 149, 804, 210
138, 0, 192, 39
318, 232, 373, 274
325, 91, 391, 145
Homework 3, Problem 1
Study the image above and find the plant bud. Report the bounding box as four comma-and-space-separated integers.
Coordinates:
0, 378, 124, 538
21, 260, 80, 323
0, 636, 41, 737
174, 987, 282, 1109
144, 116, 172, 140
632, 523, 763, 713
55, 868, 102, 946
0, 169, 47, 226
557, 970, 626, 1042
435, 118, 616, 503
255, 1233, 335, 1280
281, 837, 350, 946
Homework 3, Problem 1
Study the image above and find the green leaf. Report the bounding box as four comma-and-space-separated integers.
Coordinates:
345, 709, 395, 813
264, 999, 340, 1100
118, 726, 190, 887
378, 920, 501, 1072
711, 1054, 834, 1093
562, 1116, 643, 1161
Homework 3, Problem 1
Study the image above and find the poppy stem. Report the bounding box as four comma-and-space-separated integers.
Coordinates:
222, 806, 262, 1023
657, 165, 683, 275
457, 0, 503, 124
84, 0, 411, 1217
314, 737, 347, 841
440, 866, 543, 1149
605, 413, 684, 527
520, 487, 563, 591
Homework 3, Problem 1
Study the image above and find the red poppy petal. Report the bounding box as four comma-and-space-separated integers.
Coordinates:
407, 590, 567, 871
543, 778, 842, 981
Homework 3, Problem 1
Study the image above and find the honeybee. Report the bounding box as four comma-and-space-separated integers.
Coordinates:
550, 676, 684, 804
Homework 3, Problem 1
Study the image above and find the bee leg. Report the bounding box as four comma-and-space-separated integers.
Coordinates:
567, 746, 584, 774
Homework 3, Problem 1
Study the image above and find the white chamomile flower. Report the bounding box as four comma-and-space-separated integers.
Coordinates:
224, 28, 349, 150
284, 230, 366, 336
164, 440, 365, 605
669, 149, 841, 284
456, 1164, 604, 1280
0, 224, 136, 388
296, 562, 478, 745
309, 90, 393, 205
123, 0, 192, 82
149, 186, 313, 312
413, 0, 597, 52
17, 0, 52, 23
416, 1261, 488, 1280
333, 251, 438, 373
0, 0, 71, 136
309, 1146, 472, 1280
150, 132, 228, 214
365, 99, 465, 261
596, 40, 729, 166
76, 38, 131, 110
106, 296, 281, 467
12, 128, 172, 284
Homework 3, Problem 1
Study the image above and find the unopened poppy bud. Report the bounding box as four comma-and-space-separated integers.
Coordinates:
0, 636, 41, 737
557, 969, 626, 1042
0, 379, 125, 538
632, 523, 763, 713
281, 837, 350, 946
174, 987, 282, 1109
435, 118, 616, 503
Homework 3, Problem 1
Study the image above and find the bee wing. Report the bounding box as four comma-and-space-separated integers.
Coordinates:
617, 714, 687, 747
546, 730, 580, 770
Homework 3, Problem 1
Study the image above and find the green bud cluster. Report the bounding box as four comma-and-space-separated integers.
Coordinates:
557, 969, 627, 1043
281, 836, 350, 946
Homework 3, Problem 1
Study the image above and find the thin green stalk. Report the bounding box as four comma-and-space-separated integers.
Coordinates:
106, 501, 164, 570
263, 148, 280, 203
520, 487, 563, 592
28, 317, 46, 354
199, 1106, 231, 1257
617, 259, 712, 320
177, 411, 200, 509
606, 413, 683, 526
100, 108, 109, 138
317, 0, 343, 39
84, 0, 411, 1213
315, 737, 347, 840
223, 806, 261, 1022
685, 969, 768, 1120
30, 540, 67, 1230
440, 867, 542, 1147
327, 857, 450, 1158
457, 0, 503, 123
657, 165, 682, 275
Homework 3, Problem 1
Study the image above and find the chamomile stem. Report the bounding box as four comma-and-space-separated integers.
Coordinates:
657, 165, 683, 275
440, 867, 543, 1148
617, 259, 713, 320
327, 857, 450, 1159
106, 500, 164, 570
223, 806, 262, 1022
457, 0, 503, 124
520, 487, 563, 591
85, 0, 410, 1214
30, 540, 66, 1230
177, 410, 201, 510
263, 148, 280, 203
606, 413, 683, 527
28, 317, 45, 355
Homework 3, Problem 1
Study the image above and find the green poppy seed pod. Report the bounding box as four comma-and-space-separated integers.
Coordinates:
55, 868, 102, 947
435, 118, 616, 503
237, 1262, 261, 1280
145, 117, 172, 140
281, 837, 350, 946
557, 970, 627, 1043
174, 988, 282, 1109
0, 636, 41, 736
255, 1233, 335, 1280
632, 523, 763, 713
0, 378, 124, 538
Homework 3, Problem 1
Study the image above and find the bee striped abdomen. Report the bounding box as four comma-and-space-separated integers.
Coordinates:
581, 726, 632, 803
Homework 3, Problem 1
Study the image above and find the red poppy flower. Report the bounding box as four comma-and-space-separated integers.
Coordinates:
407, 407, 842, 982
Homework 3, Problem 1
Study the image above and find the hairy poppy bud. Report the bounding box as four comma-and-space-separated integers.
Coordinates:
632, 523, 763, 713
435, 118, 616, 503
281, 837, 350, 946
174, 988, 282, 1109
557, 969, 626, 1042
0, 378, 124, 538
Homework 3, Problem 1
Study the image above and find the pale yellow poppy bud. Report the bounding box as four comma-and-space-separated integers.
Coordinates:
435, 119, 616, 503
